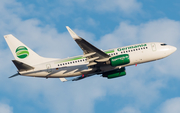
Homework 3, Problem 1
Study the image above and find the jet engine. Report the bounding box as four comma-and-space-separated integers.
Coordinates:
107, 54, 130, 66
102, 67, 126, 79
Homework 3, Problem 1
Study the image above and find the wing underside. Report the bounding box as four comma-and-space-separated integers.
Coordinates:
66, 26, 110, 69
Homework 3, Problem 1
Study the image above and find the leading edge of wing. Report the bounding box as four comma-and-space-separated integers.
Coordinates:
66, 26, 109, 60
66, 26, 81, 40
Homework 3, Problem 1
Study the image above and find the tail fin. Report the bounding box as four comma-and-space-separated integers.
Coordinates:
4, 34, 56, 66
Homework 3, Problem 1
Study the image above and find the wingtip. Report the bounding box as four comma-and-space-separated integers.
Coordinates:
66, 26, 81, 40
66, 26, 69, 29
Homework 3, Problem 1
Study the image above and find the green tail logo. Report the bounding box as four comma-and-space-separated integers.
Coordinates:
16, 46, 29, 59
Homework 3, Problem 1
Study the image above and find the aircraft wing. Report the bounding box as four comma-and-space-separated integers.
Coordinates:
66, 26, 110, 67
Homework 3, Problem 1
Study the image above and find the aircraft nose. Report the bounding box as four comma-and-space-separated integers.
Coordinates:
160, 45, 177, 58
170, 46, 177, 53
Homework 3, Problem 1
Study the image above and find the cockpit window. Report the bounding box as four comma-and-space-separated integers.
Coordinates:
161, 43, 167, 46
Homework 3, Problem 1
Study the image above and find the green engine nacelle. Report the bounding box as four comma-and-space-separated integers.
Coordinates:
102, 67, 126, 79
110, 54, 130, 66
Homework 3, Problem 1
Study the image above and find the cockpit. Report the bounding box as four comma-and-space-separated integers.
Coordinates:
160, 43, 167, 46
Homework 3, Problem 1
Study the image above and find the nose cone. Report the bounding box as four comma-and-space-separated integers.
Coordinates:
170, 46, 177, 54
158, 45, 177, 58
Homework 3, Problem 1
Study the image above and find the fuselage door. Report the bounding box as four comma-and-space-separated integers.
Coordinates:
46, 64, 52, 73
151, 43, 157, 51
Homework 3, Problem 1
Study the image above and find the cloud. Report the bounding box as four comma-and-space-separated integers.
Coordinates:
70, 0, 142, 14
118, 106, 141, 113
0, 103, 13, 113
158, 97, 180, 113
15, 0, 142, 20
92, 0, 142, 14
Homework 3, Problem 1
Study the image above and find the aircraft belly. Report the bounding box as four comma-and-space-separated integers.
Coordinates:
23, 64, 87, 77
21, 71, 48, 77
21, 69, 83, 78
50, 65, 88, 78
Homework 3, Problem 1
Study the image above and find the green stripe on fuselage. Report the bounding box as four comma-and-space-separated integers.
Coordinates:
104, 50, 114, 54
56, 56, 85, 64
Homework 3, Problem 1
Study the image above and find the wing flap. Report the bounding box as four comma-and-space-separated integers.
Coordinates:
83, 52, 96, 57
87, 62, 97, 67
87, 57, 99, 62
95, 58, 109, 62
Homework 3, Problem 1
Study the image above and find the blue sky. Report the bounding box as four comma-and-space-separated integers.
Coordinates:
0, 0, 180, 113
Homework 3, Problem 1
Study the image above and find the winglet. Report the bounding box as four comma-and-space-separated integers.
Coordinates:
59, 78, 67, 82
66, 26, 81, 40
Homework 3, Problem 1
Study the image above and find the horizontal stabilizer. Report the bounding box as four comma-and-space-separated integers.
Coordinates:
59, 78, 67, 82
12, 60, 34, 72
9, 73, 19, 78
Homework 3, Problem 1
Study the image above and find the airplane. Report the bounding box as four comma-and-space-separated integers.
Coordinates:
4, 26, 177, 82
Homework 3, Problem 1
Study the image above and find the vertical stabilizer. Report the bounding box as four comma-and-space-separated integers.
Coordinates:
4, 34, 56, 66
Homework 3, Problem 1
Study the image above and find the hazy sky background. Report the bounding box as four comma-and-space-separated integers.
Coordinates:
0, 0, 180, 113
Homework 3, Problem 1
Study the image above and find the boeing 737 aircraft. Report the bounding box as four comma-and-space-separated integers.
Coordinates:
4, 26, 177, 82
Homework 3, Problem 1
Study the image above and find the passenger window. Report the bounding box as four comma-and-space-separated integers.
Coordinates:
146, 47, 148, 49
60, 64, 62, 66
143, 47, 145, 49
128, 50, 130, 52
124, 51, 125, 53
121, 52, 123, 54
136, 49, 138, 51
138, 48, 140, 50
75, 61, 77, 63
65, 63, 67, 65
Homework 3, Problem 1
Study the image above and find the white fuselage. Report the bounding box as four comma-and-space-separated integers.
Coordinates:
20, 42, 176, 78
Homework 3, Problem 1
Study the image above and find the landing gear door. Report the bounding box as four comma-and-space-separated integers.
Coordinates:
46, 64, 52, 73
151, 43, 157, 52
